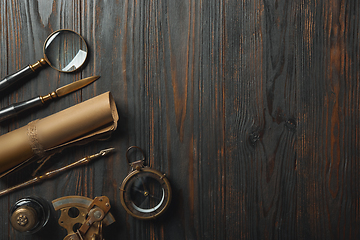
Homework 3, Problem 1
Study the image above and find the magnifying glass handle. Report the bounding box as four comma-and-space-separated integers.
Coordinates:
0, 65, 36, 94
0, 60, 47, 95
0, 96, 43, 122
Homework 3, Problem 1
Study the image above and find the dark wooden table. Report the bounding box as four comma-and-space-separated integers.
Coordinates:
0, 0, 359, 239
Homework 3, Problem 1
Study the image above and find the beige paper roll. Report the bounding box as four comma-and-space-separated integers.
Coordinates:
0, 91, 118, 174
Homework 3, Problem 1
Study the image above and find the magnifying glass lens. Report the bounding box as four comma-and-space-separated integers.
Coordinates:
44, 30, 87, 72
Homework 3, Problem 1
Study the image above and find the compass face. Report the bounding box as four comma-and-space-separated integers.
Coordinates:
120, 168, 171, 220
130, 175, 165, 213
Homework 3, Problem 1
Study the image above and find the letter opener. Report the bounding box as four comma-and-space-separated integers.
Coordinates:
0, 75, 100, 122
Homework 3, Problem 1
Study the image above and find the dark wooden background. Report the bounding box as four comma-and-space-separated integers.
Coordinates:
0, 0, 359, 239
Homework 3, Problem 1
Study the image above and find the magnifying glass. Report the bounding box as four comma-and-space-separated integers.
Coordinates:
0, 29, 88, 94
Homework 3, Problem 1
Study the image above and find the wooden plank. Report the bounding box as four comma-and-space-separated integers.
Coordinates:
297, 0, 360, 239
224, 0, 298, 239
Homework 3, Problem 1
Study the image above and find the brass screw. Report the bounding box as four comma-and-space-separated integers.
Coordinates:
16, 214, 28, 226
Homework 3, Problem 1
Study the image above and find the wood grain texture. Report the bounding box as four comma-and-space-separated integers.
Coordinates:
0, 0, 359, 239
296, 1, 360, 239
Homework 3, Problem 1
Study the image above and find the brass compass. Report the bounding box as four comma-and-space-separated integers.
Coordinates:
119, 146, 172, 220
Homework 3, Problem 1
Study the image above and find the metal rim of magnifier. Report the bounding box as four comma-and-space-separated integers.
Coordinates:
42, 29, 88, 73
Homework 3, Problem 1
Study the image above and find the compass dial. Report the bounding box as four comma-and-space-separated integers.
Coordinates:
120, 168, 171, 220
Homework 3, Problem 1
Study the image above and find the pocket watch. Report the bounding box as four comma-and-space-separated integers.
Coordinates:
119, 146, 172, 220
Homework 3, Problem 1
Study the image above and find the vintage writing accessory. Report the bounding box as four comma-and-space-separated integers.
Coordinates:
119, 146, 172, 220
0, 29, 88, 94
9, 196, 51, 234
0, 148, 114, 198
52, 196, 115, 240
0, 92, 118, 177
0, 75, 99, 122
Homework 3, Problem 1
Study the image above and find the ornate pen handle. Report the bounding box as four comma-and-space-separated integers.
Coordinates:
0, 148, 115, 197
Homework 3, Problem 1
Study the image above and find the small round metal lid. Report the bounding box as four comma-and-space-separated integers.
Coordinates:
10, 206, 38, 232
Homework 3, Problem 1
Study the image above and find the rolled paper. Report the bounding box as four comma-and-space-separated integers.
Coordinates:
0, 91, 118, 174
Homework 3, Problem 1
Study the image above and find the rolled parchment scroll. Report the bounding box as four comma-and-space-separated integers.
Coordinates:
0, 91, 118, 174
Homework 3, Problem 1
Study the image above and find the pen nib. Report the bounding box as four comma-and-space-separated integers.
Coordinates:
99, 148, 115, 156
